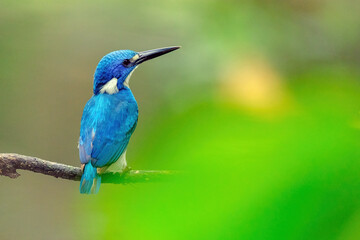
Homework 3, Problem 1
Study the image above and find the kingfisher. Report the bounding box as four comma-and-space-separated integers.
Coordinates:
79, 46, 180, 194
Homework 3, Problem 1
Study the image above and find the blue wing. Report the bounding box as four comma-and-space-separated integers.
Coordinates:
79, 89, 138, 168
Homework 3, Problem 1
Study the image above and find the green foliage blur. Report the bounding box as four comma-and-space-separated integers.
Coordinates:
1, 0, 360, 239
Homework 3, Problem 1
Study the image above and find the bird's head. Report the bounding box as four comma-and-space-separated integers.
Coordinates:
93, 46, 180, 94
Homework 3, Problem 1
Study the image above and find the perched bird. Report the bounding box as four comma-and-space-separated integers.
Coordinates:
79, 46, 180, 194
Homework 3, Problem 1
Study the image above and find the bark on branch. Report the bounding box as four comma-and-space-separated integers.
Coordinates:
0, 153, 173, 184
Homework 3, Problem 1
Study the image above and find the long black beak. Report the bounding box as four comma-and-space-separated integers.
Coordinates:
130, 46, 180, 66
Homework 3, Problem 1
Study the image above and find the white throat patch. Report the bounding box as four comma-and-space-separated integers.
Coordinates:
124, 66, 138, 88
100, 77, 119, 94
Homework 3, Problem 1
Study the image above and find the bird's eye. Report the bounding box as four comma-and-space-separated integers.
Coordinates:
123, 59, 131, 67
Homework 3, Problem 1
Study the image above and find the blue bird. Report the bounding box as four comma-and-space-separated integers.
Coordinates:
79, 46, 180, 194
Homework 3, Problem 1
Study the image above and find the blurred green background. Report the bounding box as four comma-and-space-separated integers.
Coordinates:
1, 0, 360, 239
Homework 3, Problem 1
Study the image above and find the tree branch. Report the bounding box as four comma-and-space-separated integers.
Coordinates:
0, 153, 173, 184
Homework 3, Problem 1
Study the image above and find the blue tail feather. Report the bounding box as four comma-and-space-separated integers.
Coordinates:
80, 162, 101, 194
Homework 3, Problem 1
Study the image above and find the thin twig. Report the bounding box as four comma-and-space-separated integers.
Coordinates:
0, 153, 173, 184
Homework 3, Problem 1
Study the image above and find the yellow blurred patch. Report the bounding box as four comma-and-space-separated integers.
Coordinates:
218, 56, 291, 116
